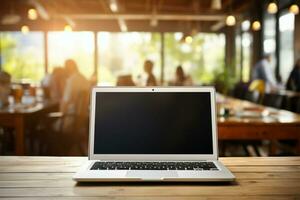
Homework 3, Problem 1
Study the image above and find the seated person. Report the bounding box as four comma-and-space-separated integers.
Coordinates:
60, 59, 91, 133
0, 71, 11, 107
170, 66, 193, 86
49, 67, 67, 102
286, 59, 300, 92
144, 60, 157, 86
251, 54, 279, 92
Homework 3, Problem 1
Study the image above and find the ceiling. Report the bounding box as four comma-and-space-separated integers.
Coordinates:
0, 0, 255, 32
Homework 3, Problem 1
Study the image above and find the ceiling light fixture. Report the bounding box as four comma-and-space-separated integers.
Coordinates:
28, 8, 38, 20
289, 3, 299, 15
109, 0, 118, 12
241, 20, 250, 31
185, 35, 193, 44
267, 1, 278, 14
252, 20, 261, 31
226, 15, 236, 26
21, 25, 30, 34
64, 24, 72, 32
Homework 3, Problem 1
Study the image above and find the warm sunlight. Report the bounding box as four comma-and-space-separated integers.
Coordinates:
48, 32, 94, 78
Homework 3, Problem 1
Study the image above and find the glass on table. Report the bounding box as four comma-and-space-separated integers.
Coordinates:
11, 85, 23, 104
218, 106, 231, 117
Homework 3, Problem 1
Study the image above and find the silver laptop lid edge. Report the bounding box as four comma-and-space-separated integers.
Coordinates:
88, 87, 218, 161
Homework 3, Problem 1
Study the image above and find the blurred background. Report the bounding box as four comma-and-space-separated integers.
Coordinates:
0, 0, 300, 157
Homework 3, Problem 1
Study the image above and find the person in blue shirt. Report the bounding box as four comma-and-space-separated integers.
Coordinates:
252, 54, 278, 92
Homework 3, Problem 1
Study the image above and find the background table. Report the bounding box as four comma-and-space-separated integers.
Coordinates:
0, 101, 59, 155
217, 95, 300, 154
0, 156, 299, 199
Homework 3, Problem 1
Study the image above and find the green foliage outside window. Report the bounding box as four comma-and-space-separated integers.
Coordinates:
0, 32, 44, 83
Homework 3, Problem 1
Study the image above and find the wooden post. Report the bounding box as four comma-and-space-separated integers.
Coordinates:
94, 31, 98, 83
160, 32, 165, 85
44, 31, 48, 74
294, 11, 300, 60
225, 26, 236, 77
0, 33, 2, 71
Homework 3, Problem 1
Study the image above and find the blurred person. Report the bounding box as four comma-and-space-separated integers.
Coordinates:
116, 75, 136, 86
49, 67, 67, 102
58, 59, 90, 134
144, 60, 157, 86
286, 59, 300, 92
172, 65, 193, 86
0, 71, 11, 107
252, 54, 279, 92
89, 72, 98, 87
60, 59, 90, 115
41, 72, 52, 99
41, 72, 51, 88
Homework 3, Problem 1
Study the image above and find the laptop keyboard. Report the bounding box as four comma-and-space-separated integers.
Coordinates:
90, 161, 218, 171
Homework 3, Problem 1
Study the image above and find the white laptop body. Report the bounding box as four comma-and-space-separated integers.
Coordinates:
73, 87, 235, 182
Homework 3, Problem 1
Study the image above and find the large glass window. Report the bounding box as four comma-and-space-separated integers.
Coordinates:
0, 32, 44, 82
98, 32, 161, 86
279, 12, 295, 83
263, 13, 276, 55
164, 33, 225, 85
48, 32, 94, 78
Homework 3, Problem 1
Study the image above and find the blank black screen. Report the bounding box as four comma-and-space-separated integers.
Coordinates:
94, 92, 213, 154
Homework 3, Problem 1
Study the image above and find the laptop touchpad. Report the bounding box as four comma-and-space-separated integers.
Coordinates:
126, 171, 178, 180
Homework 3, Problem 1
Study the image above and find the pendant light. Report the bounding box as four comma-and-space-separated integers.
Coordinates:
289, 2, 299, 15
21, 25, 30, 34
267, 1, 278, 14
252, 20, 261, 31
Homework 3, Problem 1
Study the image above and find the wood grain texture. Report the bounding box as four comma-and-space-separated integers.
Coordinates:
0, 157, 299, 199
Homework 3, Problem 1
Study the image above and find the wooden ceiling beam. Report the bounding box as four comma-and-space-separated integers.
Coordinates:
58, 14, 226, 21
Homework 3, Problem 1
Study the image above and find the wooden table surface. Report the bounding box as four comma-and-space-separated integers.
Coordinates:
217, 94, 300, 124
0, 101, 59, 155
217, 95, 300, 154
0, 156, 299, 199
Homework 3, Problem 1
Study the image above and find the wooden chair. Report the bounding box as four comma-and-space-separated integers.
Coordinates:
231, 82, 250, 100
116, 75, 136, 86
261, 93, 284, 109
295, 97, 300, 113
0, 127, 16, 155
39, 90, 90, 156
244, 90, 260, 103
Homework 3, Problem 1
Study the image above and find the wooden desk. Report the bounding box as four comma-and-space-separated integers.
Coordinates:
0, 101, 58, 155
0, 156, 299, 199
217, 95, 300, 154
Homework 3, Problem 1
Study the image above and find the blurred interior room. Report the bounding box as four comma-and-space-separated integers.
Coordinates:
0, 0, 300, 157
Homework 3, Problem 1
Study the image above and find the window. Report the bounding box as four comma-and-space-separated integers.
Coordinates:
164, 33, 225, 85
263, 13, 277, 79
98, 32, 161, 86
48, 31, 94, 78
279, 12, 295, 83
263, 13, 276, 55
0, 31, 44, 82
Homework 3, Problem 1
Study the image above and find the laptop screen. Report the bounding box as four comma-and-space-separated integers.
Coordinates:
94, 92, 213, 154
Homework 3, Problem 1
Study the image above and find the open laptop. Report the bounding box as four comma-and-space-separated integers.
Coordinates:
73, 87, 235, 182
